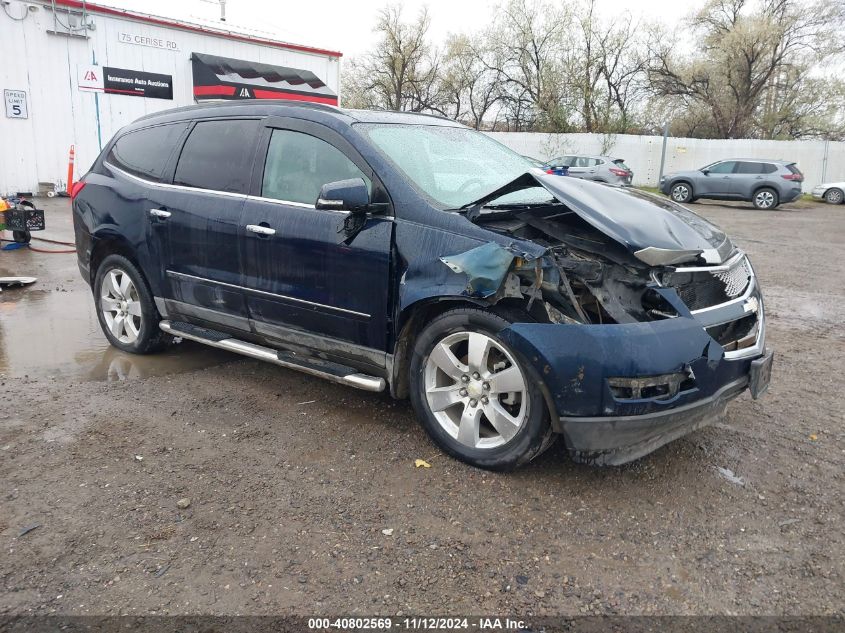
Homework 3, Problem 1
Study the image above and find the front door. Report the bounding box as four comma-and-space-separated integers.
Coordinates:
158, 118, 260, 332
239, 120, 393, 357
700, 160, 737, 195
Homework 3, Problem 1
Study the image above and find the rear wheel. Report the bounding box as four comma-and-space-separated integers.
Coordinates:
753, 187, 779, 209
93, 254, 171, 354
670, 182, 693, 203
824, 188, 843, 205
409, 308, 554, 471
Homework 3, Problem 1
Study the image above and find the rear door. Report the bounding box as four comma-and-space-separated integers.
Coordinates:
567, 156, 596, 179
101, 122, 190, 299
731, 161, 767, 197
239, 119, 393, 355
157, 118, 260, 332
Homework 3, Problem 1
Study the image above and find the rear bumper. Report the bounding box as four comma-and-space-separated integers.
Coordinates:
781, 187, 802, 202
558, 377, 748, 465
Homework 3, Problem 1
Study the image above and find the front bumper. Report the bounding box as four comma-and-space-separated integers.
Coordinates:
811, 187, 825, 200
500, 272, 769, 466
559, 376, 748, 465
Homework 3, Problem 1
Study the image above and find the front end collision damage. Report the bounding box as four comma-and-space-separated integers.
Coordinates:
393, 175, 769, 465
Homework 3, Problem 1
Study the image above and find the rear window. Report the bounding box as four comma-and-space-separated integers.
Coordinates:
107, 123, 188, 181
787, 164, 803, 175
736, 162, 765, 174
174, 119, 258, 194
612, 159, 631, 171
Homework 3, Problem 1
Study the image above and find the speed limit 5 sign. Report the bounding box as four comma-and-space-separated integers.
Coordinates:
4, 89, 28, 119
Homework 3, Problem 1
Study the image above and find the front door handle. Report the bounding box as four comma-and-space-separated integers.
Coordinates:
246, 224, 276, 236
150, 208, 171, 219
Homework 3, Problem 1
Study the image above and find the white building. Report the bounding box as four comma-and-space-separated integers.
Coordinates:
0, 0, 342, 194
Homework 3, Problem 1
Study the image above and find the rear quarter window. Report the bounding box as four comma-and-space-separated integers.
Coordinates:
107, 123, 188, 181
174, 119, 259, 194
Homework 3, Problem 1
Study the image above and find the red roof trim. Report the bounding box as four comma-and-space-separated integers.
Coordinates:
50, 0, 343, 58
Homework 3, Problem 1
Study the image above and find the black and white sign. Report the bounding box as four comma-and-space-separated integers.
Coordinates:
118, 31, 179, 51
4, 89, 28, 119
103, 67, 173, 99
78, 65, 172, 99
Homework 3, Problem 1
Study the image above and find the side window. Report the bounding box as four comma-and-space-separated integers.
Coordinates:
736, 162, 764, 174
107, 123, 188, 181
762, 163, 778, 174
174, 119, 257, 194
261, 129, 371, 205
708, 161, 737, 174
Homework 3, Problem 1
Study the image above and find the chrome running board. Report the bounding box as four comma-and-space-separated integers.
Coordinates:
159, 320, 386, 392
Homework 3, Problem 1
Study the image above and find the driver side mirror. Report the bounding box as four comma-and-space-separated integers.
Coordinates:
315, 178, 369, 213
701, 169, 710, 175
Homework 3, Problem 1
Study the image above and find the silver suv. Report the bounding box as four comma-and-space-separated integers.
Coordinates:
660, 159, 803, 209
546, 155, 633, 185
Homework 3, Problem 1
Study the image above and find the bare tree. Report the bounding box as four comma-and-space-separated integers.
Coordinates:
341, 5, 442, 113
485, 0, 576, 132
649, 0, 843, 138
439, 34, 504, 128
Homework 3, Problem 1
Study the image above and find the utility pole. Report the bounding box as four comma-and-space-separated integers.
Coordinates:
658, 121, 669, 184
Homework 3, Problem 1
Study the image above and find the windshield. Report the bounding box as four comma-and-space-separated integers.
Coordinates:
358, 123, 550, 209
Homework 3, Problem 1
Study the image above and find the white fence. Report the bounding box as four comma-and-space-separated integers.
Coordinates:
486, 132, 845, 189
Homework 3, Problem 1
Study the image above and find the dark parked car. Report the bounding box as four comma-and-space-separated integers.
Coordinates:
72, 102, 773, 470
660, 159, 803, 209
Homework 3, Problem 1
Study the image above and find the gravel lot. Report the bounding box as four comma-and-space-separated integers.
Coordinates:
0, 197, 843, 617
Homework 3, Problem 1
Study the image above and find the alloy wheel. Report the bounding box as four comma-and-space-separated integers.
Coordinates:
671, 184, 690, 202
825, 189, 843, 204
423, 331, 528, 449
755, 190, 775, 209
100, 268, 142, 344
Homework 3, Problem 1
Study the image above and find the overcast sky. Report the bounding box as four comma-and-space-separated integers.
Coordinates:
97, 0, 694, 58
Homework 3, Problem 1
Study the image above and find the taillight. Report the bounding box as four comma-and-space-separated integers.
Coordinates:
610, 168, 629, 177
545, 169, 554, 174
781, 173, 803, 181
70, 180, 87, 200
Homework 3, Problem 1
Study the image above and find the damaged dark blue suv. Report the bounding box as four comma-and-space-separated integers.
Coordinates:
72, 102, 773, 470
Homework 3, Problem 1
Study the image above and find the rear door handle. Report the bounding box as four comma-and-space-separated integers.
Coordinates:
246, 224, 276, 236
150, 208, 171, 219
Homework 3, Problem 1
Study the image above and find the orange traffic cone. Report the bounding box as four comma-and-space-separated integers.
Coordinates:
66, 145, 75, 195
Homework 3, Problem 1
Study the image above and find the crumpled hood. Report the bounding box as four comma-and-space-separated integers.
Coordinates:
471, 172, 732, 265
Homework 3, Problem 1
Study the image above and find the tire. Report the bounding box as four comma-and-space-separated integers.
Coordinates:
824, 188, 844, 205
409, 307, 554, 471
93, 254, 171, 354
12, 230, 31, 243
752, 187, 779, 210
670, 182, 693, 203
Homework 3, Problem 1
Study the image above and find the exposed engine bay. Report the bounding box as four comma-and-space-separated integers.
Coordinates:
466, 204, 696, 325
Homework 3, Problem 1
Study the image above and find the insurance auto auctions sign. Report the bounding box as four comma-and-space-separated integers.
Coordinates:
78, 65, 173, 100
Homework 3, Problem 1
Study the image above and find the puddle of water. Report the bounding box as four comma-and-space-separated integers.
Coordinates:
0, 286, 233, 380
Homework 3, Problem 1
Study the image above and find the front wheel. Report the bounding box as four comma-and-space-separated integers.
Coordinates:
824, 188, 844, 205
753, 187, 779, 209
409, 308, 554, 471
670, 182, 693, 203
93, 254, 171, 354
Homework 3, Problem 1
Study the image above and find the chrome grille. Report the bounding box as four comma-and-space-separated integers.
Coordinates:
714, 257, 752, 298
664, 255, 752, 311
